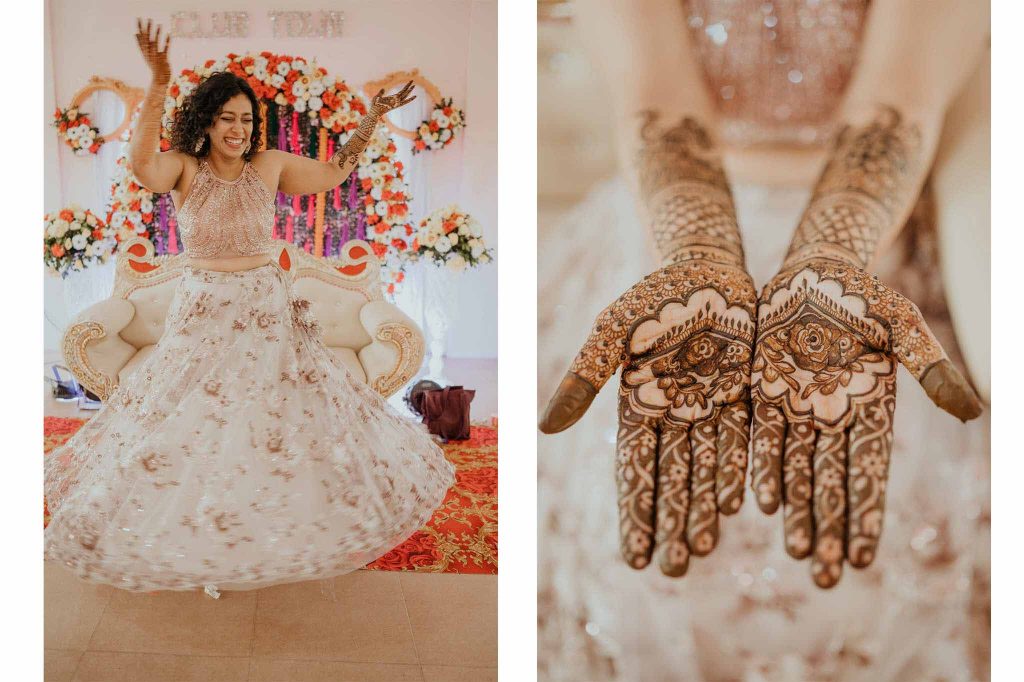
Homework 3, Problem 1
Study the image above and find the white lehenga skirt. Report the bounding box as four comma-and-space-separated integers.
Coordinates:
44, 260, 454, 592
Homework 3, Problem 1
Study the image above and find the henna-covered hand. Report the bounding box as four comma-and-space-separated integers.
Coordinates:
541, 111, 758, 577
752, 106, 983, 589
135, 18, 171, 82
330, 81, 416, 170
541, 262, 756, 577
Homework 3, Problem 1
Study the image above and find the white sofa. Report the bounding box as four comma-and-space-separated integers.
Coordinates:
62, 236, 424, 400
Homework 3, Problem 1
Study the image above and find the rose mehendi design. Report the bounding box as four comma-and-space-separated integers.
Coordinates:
751, 106, 982, 588
540, 112, 758, 578
751, 260, 980, 587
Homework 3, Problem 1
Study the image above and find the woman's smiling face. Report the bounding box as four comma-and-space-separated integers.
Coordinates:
206, 93, 253, 157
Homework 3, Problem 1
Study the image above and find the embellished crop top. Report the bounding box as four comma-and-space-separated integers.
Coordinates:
176, 159, 276, 259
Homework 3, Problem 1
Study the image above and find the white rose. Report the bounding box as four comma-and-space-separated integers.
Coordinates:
276, 61, 292, 76
291, 81, 307, 97
449, 232, 459, 245
423, 231, 438, 248
110, 213, 125, 227
293, 58, 308, 73
63, 238, 72, 249
293, 98, 307, 113
271, 74, 285, 88
140, 199, 153, 214
471, 242, 484, 258
128, 211, 142, 225
440, 128, 452, 142
308, 96, 323, 111
446, 253, 467, 272
84, 243, 95, 258
73, 208, 85, 221
71, 233, 88, 250
86, 214, 97, 226
66, 125, 81, 140
457, 224, 469, 236
308, 80, 325, 96
436, 236, 452, 253
375, 201, 389, 217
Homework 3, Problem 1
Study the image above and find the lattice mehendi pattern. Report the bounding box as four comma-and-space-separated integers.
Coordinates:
784, 107, 923, 268
636, 111, 745, 267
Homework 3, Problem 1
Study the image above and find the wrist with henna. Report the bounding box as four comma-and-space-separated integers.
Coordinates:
130, 75, 171, 164
541, 112, 758, 577
329, 104, 385, 169
750, 106, 983, 588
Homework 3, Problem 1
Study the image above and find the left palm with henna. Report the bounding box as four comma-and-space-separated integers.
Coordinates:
541, 112, 757, 577
751, 107, 983, 589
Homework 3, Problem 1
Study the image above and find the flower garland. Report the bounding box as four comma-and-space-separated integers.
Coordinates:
411, 205, 492, 273
43, 205, 117, 278
53, 107, 104, 156
414, 97, 465, 154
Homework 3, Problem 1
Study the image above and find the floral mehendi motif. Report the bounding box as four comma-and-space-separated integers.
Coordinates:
750, 260, 971, 588
541, 111, 758, 577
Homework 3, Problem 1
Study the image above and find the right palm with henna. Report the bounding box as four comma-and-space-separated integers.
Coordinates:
540, 259, 756, 576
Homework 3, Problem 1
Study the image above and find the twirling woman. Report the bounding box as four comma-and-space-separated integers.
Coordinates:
44, 20, 454, 595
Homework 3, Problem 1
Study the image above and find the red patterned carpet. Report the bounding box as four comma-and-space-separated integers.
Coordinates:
43, 417, 497, 574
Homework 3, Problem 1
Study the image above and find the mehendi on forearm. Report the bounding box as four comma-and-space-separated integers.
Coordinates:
783, 106, 923, 269
329, 104, 385, 170
636, 111, 746, 268
130, 76, 171, 166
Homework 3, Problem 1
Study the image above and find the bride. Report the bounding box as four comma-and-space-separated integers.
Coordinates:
43, 20, 454, 595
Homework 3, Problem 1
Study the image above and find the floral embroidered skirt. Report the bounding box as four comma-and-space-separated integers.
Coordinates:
44, 261, 454, 592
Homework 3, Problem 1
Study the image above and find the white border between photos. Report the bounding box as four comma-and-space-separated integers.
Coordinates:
990, 1, 1018, 679
497, 0, 537, 680
3, 0, 44, 677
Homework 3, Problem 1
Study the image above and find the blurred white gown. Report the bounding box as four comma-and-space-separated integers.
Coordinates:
537, 179, 990, 682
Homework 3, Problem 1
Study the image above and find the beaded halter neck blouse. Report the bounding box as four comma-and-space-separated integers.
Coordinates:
176, 158, 276, 259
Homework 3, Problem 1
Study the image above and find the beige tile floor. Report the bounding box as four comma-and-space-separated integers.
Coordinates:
43, 355, 499, 681
45, 563, 497, 682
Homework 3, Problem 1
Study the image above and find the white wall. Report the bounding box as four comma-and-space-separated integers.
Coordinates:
44, 0, 497, 359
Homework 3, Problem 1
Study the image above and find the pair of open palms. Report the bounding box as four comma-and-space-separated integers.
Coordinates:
540, 255, 981, 588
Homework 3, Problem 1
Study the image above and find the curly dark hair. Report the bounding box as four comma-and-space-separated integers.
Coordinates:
169, 71, 263, 160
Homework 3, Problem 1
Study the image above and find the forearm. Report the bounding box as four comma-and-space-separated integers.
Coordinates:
628, 111, 745, 269
328, 103, 386, 177
782, 105, 940, 271
129, 76, 170, 172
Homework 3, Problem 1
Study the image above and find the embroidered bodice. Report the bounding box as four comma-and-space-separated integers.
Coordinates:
177, 158, 276, 259
685, 0, 869, 146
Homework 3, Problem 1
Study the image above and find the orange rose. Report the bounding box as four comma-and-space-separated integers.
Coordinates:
50, 243, 65, 257
59, 210, 74, 221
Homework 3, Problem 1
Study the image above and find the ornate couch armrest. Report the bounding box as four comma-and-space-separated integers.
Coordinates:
357, 300, 425, 398
61, 298, 138, 401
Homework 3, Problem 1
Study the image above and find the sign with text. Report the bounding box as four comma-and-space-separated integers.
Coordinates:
171, 11, 345, 39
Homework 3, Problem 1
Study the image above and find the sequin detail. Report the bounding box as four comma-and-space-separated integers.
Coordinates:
44, 262, 454, 592
177, 159, 276, 259
685, 0, 868, 146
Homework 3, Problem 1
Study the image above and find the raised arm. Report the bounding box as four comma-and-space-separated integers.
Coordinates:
275, 82, 415, 196
540, 0, 757, 578
128, 19, 185, 194
750, 0, 987, 589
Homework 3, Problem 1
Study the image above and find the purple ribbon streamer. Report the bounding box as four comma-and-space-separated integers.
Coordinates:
158, 194, 168, 255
